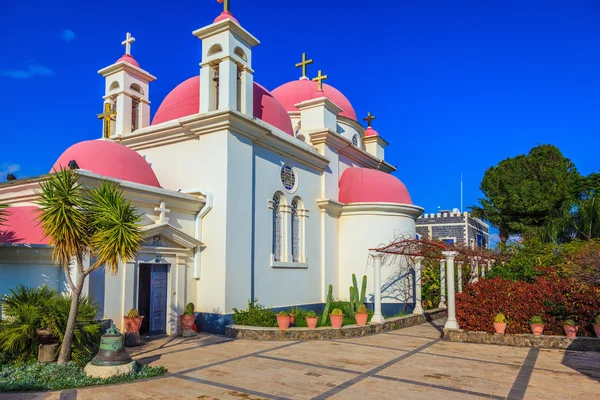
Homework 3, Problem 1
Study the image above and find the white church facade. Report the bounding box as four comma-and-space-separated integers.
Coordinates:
0, 7, 424, 334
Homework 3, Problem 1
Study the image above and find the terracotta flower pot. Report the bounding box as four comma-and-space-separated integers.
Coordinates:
530, 324, 544, 336
594, 324, 600, 338
290, 314, 295, 325
355, 313, 368, 326
306, 317, 318, 329
564, 325, 578, 338
330, 314, 344, 329
180, 315, 195, 331
493, 322, 506, 335
277, 315, 291, 330
124, 316, 144, 333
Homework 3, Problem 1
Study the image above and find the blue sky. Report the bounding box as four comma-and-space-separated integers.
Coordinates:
1, 0, 599, 244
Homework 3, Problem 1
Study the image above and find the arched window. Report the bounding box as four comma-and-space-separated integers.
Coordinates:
234, 47, 247, 61
291, 197, 303, 262
109, 81, 120, 91
352, 135, 359, 146
130, 83, 144, 95
208, 44, 222, 56
272, 193, 283, 262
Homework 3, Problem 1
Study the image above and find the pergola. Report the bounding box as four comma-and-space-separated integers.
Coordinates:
368, 237, 504, 330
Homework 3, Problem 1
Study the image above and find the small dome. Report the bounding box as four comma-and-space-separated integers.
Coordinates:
116, 54, 140, 68
271, 79, 357, 121
365, 127, 379, 137
214, 11, 239, 24
151, 76, 294, 135
0, 206, 47, 245
339, 167, 412, 204
51, 140, 161, 188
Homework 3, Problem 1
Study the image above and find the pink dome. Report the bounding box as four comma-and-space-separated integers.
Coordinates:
116, 54, 140, 68
214, 11, 239, 24
271, 79, 357, 121
51, 140, 161, 188
365, 127, 380, 137
151, 76, 294, 135
339, 167, 412, 204
0, 206, 47, 245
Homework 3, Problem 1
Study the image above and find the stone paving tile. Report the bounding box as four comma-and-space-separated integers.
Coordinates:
421, 340, 528, 367
533, 348, 600, 379
331, 331, 416, 352
523, 368, 600, 400
264, 340, 402, 373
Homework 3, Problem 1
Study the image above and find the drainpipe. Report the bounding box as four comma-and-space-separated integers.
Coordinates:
181, 189, 213, 279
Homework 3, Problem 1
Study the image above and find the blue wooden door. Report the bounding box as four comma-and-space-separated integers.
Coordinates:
150, 264, 168, 334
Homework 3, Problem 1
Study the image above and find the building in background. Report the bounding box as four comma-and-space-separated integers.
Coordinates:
416, 208, 489, 249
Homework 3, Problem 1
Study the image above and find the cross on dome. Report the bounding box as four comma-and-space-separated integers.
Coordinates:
363, 112, 376, 127
295, 53, 314, 80
154, 201, 170, 224
121, 32, 135, 56
312, 70, 328, 91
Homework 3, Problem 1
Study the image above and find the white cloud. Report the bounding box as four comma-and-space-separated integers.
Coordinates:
0, 64, 54, 80
58, 29, 75, 42
0, 164, 20, 180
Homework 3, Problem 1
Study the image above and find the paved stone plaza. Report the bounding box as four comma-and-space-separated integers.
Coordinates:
2, 319, 599, 399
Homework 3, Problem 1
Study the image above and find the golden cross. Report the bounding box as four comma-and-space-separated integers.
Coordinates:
312, 70, 328, 90
295, 53, 314, 78
97, 102, 116, 139
217, 0, 230, 12
363, 112, 376, 127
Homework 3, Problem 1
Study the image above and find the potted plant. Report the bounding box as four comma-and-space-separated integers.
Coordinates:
123, 308, 144, 333
180, 302, 196, 333
529, 315, 544, 336
289, 307, 299, 325
330, 308, 344, 329
563, 319, 578, 338
306, 310, 318, 329
277, 310, 291, 330
493, 313, 507, 335
355, 304, 368, 326
594, 315, 600, 338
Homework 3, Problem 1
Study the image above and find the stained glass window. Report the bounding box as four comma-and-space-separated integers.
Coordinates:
272, 194, 281, 262
291, 198, 300, 262
280, 165, 296, 191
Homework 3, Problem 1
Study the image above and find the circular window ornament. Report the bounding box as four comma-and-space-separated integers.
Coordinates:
280, 164, 297, 192
352, 135, 359, 146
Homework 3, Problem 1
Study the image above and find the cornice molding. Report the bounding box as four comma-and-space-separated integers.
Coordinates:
340, 202, 425, 218
192, 19, 260, 47
316, 199, 343, 218
97, 62, 156, 82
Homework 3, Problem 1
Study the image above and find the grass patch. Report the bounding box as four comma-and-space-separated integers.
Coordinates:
0, 361, 166, 392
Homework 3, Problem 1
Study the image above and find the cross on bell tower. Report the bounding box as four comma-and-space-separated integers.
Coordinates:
363, 112, 376, 128
121, 32, 135, 55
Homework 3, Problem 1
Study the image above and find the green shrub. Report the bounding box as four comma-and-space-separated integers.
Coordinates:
563, 319, 576, 326
530, 315, 544, 325
494, 313, 507, 323
306, 310, 316, 318
126, 309, 139, 319
232, 299, 277, 327
331, 308, 343, 316
596, 315, 600, 325
183, 303, 195, 316
0, 361, 166, 392
278, 310, 289, 317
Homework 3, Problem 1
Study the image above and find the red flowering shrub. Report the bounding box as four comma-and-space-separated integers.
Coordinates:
456, 275, 600, 336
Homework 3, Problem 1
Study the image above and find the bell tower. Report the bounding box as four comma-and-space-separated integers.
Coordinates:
97, 32, 156, 139
193, 2, 259, 117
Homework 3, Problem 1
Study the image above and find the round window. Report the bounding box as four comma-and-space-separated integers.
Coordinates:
280, 164, 297, 192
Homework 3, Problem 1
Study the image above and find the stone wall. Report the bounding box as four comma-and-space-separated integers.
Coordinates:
444, 329, 600, 352
226, 309, 447, 341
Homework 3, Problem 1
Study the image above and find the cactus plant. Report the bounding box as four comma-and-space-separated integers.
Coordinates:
494, 313, 506, 323
356, 304, 368, 314
331, 308, 343, 316
348, 274, 368, 315
306, 310, 316, 318
320, 284, 333, 326
529, 315, 544, 325
563, 319, 576, 326
595, 315, 600, 325
278, 310, 289, 316
184, 302, 195, 316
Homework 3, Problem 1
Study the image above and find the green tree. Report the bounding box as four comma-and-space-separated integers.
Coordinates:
0, 203, 8, 228
36, 168, 143, 364
471, 145, 581, 244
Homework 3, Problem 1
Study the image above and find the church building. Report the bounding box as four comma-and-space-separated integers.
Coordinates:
0, 5, 424, 334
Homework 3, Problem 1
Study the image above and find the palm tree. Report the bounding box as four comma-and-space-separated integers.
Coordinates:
0, 203, 8, 229
36, 167, 143, 364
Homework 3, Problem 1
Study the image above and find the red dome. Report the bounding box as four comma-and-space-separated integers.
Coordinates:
51, 140, 161, 188
271, 79, 357, 121
151, 76, 294, 135
365, 127, 380, 137
116, 54, 140, 68
214, 11, 239, 24
339, 167, 412, 204
0, 206, 47, 245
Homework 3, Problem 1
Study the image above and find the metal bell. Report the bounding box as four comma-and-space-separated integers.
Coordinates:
90, 325, 133, 366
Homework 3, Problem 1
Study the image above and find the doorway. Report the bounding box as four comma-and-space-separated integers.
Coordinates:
138, 263, 169, 335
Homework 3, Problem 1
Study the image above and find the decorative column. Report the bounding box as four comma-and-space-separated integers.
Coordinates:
371, 252, 385, 324
442, 251, 460, 330
472, 257, 479, 283
457, 261, 464, 293
413, 256, 424, 315
481, 258, 487, 278
438, 258, 446, 309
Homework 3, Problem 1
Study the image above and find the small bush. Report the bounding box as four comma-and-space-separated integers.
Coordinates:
563, 319, 576, 327
278, 310, 289, 317
306, 310, 316, 318
232, 299, 277, 327
0, 361, 165, 392
530, 315, 544, 325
